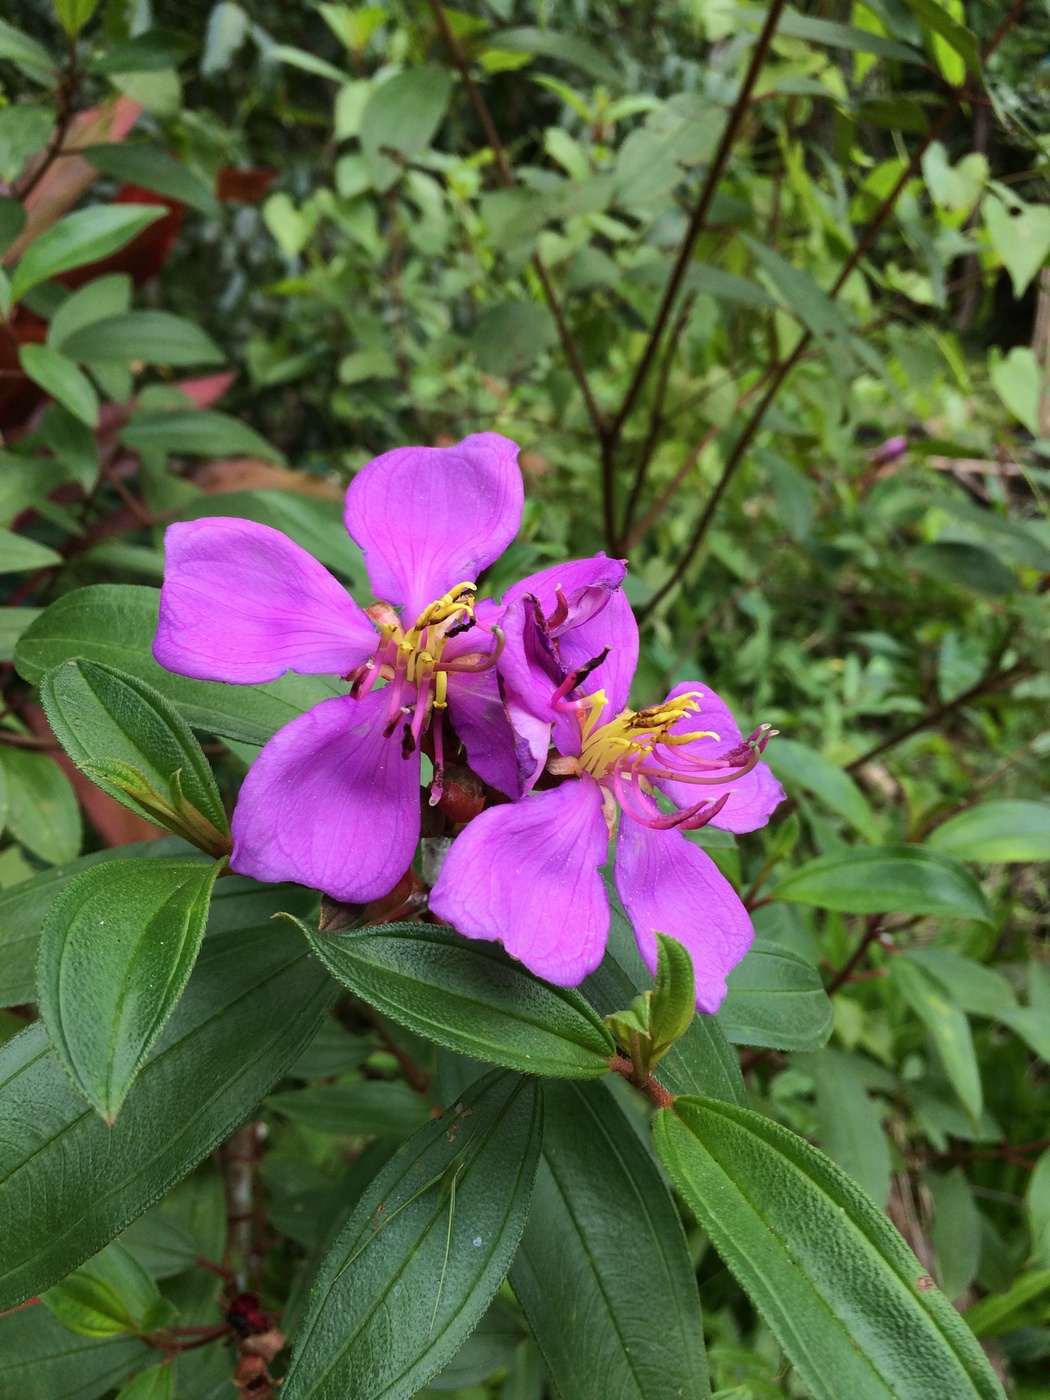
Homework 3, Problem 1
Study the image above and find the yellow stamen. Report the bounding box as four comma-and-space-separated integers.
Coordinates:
578, 689, 717, 779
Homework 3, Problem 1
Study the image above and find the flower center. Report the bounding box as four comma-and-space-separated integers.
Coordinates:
578, 690, 714, 779
552, 685, 772, 833
374, 581, 479, 712
346, 582, 503, 802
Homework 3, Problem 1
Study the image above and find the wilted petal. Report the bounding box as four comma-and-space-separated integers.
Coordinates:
154, 518, 375, 684
500, 553, 626, 620
569, 586, 638, 722
345, 433, 523, 619
430, 775, 610, 986
231, 689, 420, 903
614, 815, 753, 1013
499, 554, 636, 724
657, 682, 784, 835
446, 666, 522, 799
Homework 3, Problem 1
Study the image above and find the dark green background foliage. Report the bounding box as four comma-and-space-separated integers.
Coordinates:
1, 0, 1049, 1397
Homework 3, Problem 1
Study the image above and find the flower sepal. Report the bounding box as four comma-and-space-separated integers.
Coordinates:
603, 931, 696, 1088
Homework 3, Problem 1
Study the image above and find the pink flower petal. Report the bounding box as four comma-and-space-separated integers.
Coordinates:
657, 682, 784, 835
231, 689, 420, 903
430, 775, 610, 986
614, 816, 754, 1013
154, 518, 375, 684
344, 433, 523, 620
446, 666, 522, 799
497, 554, 636, 764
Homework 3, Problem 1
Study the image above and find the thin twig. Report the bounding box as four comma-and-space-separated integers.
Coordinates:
637, 103, 957, 618
606, 0, 789, 445
426, 0, 606, 450
619, 293, 695, 546
635, 6, 1031, 619
825, 915, 886, 996
14, 35, 80, 203
844, 663, 1032, 776
608, 1054, 675, 1109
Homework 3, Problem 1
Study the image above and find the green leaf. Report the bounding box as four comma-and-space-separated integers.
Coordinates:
120, 409, 284, 463
654, 1097, 1005, 1400
60, 311, 225, 368
997, 1005, 1050, 1065
744, 236, 860, 383
281, 1070, 542, 1400
898, 0, 979, 75
1027, 1149, 1050, 1269
471, 301, 557, 376
201, 1, 249, 75
510, 1080, 711, 1400
800, 1048, 892, 1207
297, 917, 615, 1078
0, 607, 42, 662
928, 800, 1050, 864
718, 940, 833, 1051
40, 403, 101, 490
0, 1305, 150, 1400
891, 955, 983, 1123
770, 844, 992, 923
583, 897, 746, 1104
0, 836, 194, 1007
984, 195, 1050, 299
38, 857, 223, 1121
266, 1076, 432, 1140
0, 19, 55, 80
269, 43, 347, 82
931, 1168, 980, 1302
0, 195, 26, 257
52, 0, 102, 37
1, 744, 81, 865
0, 527, 62, 573
47, 273, 132, 352
360, 67, 453, 191
908, 541, 1018, 595
91, 29, 195, 75
115, 1364, 174, 1400
0, 104, 53, 184
964, 1269, 1050, 1339
767, 738, 881, 842
492, 27, 619, 82
42, 657, 229, 839
15, 584, 340, 747
648, 931, 696, 1060
42, 1239, 173, 1337
18, 344, 100, 427
0, 921, 333, 1308
990, 345, 1042, 437
905, 948, 1016, 1018
10, 205, 167, 303
738, 6, 922, 61
84, 145, 219, 218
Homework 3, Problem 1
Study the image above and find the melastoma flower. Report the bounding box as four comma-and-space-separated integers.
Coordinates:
431, 569, 784, 1011
153, 433, 523, 903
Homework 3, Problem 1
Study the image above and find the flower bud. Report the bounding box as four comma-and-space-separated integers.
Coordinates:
436, 763, 487, 825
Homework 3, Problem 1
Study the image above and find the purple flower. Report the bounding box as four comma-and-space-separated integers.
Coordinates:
496, 553, 632, 791
153, 433, 524, 903
430, 591, 784, 1011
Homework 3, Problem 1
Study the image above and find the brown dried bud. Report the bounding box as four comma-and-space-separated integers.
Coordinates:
233, 1354, 271, 1395
436, 763, 486, 826
319, 895, 366, 933
362, 868, 427, 925
242, 1328, 286, 1362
